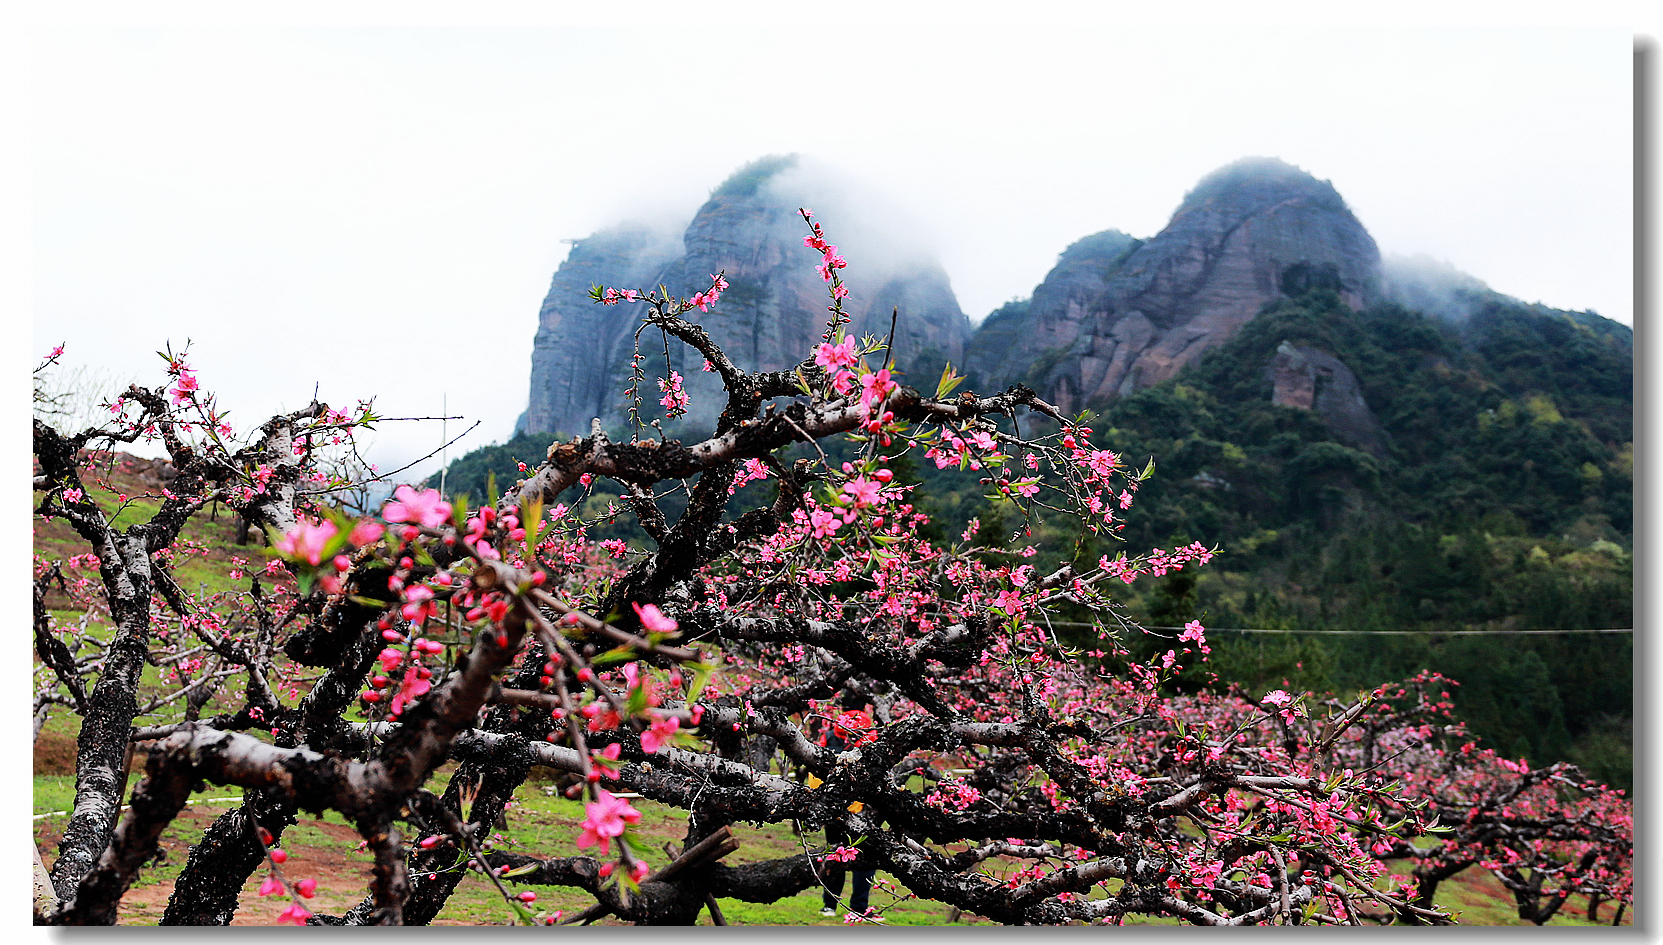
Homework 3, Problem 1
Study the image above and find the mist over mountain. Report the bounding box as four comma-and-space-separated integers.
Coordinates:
1378, 252, 1513, 324
518, 154, 969, 437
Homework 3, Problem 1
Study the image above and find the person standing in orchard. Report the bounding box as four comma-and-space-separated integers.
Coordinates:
814, 693, 879, 920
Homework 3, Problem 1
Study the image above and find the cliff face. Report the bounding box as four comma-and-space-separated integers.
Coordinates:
965, 158, 1382, 413
518, 225, 683, 437
521, 156, 970, 436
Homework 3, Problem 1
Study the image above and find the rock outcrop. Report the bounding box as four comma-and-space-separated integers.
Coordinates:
964, 157, 1382, 413
520, 156, 970, 436
1267, 342, 1388, 458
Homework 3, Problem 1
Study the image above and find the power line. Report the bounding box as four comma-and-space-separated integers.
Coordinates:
1098, 624, 1633, 636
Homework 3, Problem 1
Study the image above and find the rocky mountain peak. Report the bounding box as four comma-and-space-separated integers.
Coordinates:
1176, 156, 1350, 217
965, 157, 1381, 413
519, 156, 969, 436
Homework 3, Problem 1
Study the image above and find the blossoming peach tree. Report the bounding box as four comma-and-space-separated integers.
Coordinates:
32, 213, 1630, 926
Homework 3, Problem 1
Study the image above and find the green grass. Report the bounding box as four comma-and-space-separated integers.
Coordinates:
33, 756, 1634, 926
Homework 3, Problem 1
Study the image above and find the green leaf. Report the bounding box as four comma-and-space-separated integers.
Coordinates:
520, 496, 545, 558
935, 363, 966, 399
501, 862, 542, 877
684, 660, 717, 705
589, 645, 636, 667
625, 680, 649, 715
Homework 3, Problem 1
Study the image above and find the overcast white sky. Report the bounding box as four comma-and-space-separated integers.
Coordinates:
18, 3, 1650, 487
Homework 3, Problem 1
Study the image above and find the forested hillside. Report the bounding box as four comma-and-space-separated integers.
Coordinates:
1047, 290, 1632, 787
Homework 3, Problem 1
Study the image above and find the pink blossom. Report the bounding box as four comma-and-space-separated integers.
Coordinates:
576, 790, 641, 855
641, 715, 680, 753
1179, 620, 1207, 645
1261, 690, 1300, 722
389, 664, 432, 716
382, 485, 453, 529
295, 878, 317, 898
809, 508, 843, 539
841, 476, 883, 509
633, 602, 678, 633
401, 585, 437, 623
274, 519, 338, 567
830, 369, 855, 396
349, 519, 385, 546
591, 742, 623, 772
276, 903, 313, 925
258, 874, 283, 896
657, 372, 689, 416
859, 368, 895, 413
815, 336, 859, 370
170, 369, 199, 405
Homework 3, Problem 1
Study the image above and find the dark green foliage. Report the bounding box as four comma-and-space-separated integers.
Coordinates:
1081, 292, 1630, 784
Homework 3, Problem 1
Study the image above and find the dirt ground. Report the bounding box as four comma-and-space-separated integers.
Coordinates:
34, 805, 392, 926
